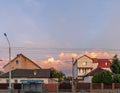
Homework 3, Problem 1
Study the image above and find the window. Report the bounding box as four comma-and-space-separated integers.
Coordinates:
105, 62, 108, 66
80, 69, 83, 73
83, 62, 87, 66
16, 60, 19, 64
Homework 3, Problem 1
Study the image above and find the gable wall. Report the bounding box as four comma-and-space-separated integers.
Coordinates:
3, 55, 40, 72
77, 56, 93, 67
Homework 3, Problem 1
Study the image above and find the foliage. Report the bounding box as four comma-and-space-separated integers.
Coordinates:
101, 70, 112, 84
50, 68, 65, 82
110, 55, 120, 74
92, 70, 112, 84
92, 73, 102, 83
113, 74, 120, 83
64, 76, 72, 81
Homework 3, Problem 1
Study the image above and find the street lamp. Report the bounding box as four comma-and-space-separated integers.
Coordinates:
72, 58, 76, 93
4, 33, 12, 93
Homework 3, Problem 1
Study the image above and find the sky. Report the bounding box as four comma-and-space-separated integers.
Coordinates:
0, 0, 120, 75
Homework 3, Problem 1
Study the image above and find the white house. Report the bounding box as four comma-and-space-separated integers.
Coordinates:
73, 55, 111, 82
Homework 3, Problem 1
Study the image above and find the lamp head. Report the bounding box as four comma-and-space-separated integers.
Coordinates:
4, 33, 7, 37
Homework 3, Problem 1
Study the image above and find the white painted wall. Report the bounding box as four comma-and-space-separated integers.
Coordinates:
84, 76, 93, 83
73, 62, 78, 79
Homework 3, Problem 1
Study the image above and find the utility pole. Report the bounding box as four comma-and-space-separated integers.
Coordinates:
4, 33, 12, 93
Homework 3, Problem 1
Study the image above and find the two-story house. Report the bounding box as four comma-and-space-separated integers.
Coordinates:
73, 55, 111, 82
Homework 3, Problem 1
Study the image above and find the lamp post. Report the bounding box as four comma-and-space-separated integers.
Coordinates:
4, 33, 12, 93
72, 58, 76, 93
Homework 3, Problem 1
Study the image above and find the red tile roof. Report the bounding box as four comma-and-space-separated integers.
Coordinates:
93, 58, 111, 68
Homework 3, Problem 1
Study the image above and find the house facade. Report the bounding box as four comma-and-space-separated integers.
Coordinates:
3, 54, 41, 72
73, 55, 111, 82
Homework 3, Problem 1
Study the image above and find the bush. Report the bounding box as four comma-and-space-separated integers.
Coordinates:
92, 70, 112, 84
92, 73, 102, 83
113, 74, 120, 83
101, 70, 112, 84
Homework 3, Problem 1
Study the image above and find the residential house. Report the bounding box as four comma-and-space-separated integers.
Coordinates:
0, 69, 58, 92
73, 55, 111, 82
3, 54, 41, 72
1, 54, 58, 92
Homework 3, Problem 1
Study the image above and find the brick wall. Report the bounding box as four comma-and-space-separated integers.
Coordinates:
44, 84, 58, 92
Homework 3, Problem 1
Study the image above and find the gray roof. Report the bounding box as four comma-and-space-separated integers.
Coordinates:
84, 68, 113, 77
0, 69, 51, 78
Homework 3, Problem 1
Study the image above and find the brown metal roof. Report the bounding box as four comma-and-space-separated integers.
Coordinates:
84, 68, 112, 77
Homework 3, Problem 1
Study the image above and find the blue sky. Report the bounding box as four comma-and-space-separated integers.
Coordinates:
0, 0, 120, 48
0, 0, 120, 75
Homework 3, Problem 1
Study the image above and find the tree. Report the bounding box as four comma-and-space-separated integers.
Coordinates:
64, 76, 72, 81
101, 70, 112, 84
50, 68, 65, 82
92, 73, 102, 83
113, 74, 120, 83
110, 55, 120, 74
92, 70, 112, 84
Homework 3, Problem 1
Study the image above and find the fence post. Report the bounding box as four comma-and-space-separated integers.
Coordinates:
57, 83, 59, 93
101, 83, 104, 93
112, 83, 115, 93
90, 83, 92, 93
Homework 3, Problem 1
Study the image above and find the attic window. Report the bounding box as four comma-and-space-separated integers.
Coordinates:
16, 60, 19, 64
83, 62, 87, 66
105, 62, 107, 66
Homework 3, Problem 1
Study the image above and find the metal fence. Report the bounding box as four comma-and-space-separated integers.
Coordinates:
0, 83, 120, 93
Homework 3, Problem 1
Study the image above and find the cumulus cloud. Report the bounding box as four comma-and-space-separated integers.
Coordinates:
83, 51, 114, 59
59, 52, 78, 59
37, 56, 72, 76
0, 57, 9, 71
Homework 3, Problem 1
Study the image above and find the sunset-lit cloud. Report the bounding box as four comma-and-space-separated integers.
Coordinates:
59, 52, 78, 59
83, 51, 115, 59
0, 57, 9, 70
